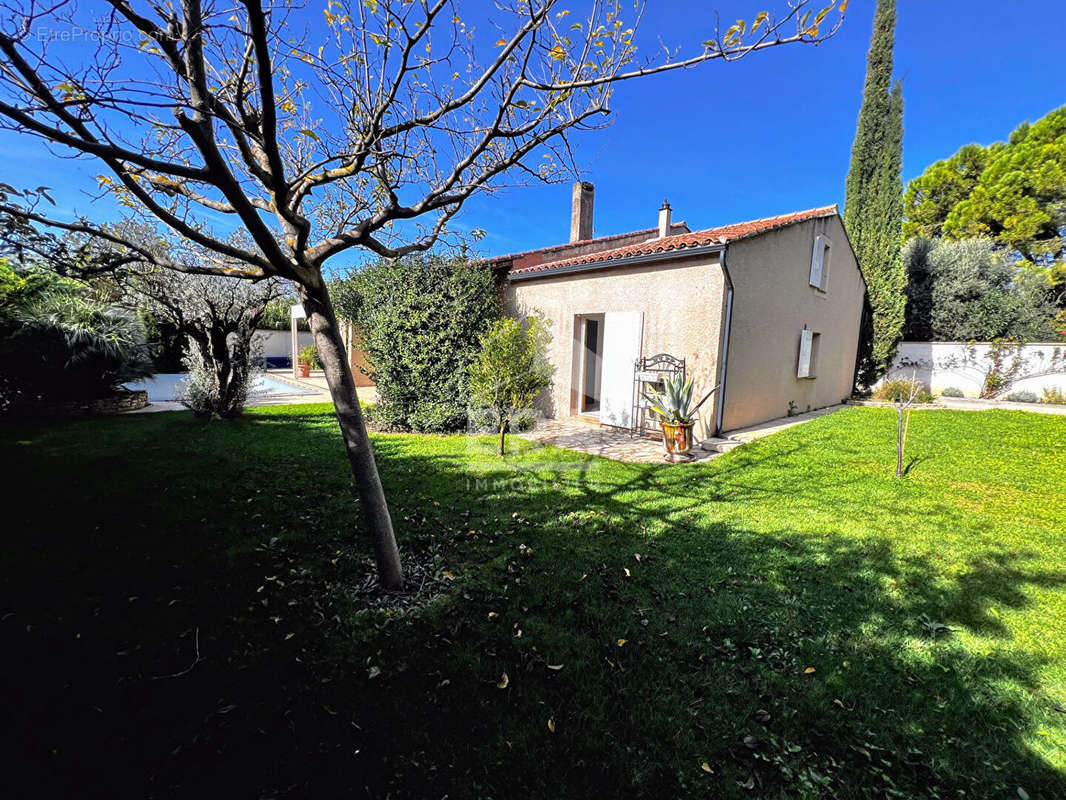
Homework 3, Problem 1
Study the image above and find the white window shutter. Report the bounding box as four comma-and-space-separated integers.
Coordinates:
809, 235, 825, 288
797, 329, 813, 378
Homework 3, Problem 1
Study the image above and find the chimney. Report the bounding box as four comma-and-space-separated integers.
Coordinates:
570, 181, 594, 242
658, 199, 672, 239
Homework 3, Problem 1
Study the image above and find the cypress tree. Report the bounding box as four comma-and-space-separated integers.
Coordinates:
845, 0, 906, 385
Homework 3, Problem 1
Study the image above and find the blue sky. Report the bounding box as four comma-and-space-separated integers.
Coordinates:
2, 1, 1063, 267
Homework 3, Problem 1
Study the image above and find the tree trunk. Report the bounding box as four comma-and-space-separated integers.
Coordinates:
299, 283, 404, 590
498, 419, 507, 457
209, 329, 234, 416
896, 405, 904, 477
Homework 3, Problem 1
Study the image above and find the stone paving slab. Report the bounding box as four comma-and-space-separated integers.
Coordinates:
518, 405, 848, 464
518, 419, 720, 464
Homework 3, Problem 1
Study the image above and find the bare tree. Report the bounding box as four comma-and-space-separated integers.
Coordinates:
893, 372, 922, 478
0, 0, 846, 588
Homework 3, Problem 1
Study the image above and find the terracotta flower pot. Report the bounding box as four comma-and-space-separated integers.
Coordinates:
661, 420, 694, 460
298, 363, 311, 378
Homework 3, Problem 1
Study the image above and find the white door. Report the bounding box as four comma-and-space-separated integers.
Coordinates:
599, 311, 644, 428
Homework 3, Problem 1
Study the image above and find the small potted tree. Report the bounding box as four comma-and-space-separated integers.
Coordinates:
645, 375, 718, 462
297, 344, 318, 378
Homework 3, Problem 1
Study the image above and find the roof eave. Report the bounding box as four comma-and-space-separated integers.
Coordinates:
507, 242, 725, 282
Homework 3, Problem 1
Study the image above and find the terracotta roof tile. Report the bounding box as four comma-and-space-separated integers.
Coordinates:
507, 205, 838, 277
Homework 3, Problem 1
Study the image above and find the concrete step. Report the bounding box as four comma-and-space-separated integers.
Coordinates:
700, 437, 743, 453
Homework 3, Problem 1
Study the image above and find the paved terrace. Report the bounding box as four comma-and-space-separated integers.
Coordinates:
518, 405, 844, 464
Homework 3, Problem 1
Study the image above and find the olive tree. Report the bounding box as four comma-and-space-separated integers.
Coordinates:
128, 267, 283, 416
0, 0, 846, 589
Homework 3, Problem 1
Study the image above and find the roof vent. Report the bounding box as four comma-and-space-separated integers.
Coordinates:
570, 182, 594, 242
658, 199, 672, 239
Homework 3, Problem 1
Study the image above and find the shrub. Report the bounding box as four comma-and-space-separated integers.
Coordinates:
940, 386, 964, 398
0, 263, 154, 407
1005, 390, 1038, 403
873, 378, 933, 404
298, 344, 319, 368
180, 331, 263, 418
333, 253, 500, 432
1041, 386, 1066, 405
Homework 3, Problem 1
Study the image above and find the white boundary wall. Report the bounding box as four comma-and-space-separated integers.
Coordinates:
253, 329, 314, 359
884, 342, 1066, 397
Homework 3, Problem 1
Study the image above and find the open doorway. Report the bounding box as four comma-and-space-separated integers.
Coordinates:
579, 314, 604, 414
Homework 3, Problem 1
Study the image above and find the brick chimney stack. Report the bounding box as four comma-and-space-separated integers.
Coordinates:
658, 199, 672, 239
570, 181, 594, 242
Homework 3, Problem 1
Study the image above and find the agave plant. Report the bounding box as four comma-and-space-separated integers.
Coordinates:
644, 374, 719, 425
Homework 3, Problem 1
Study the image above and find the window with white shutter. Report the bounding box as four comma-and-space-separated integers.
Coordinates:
797, 329, 821, 379
809, 235, 831, 291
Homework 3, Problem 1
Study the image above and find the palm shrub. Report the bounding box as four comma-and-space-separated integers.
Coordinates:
0, 261, 153, 406
468, 316, 554, 456
298, 344, 320, 368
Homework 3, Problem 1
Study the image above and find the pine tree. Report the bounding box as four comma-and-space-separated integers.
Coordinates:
845, 0, 906, 385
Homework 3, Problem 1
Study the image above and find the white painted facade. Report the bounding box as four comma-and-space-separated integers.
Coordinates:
884, 342, 1066, 397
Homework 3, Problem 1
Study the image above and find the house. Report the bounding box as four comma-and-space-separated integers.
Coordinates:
487, 183, 867, 439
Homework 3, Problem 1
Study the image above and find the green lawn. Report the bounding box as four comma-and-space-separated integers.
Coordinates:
2, 405, 1065, 798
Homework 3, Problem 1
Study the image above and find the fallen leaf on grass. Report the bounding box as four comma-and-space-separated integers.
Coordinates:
487, 612, 499, 620
547, 664, 564, 671
547, 718, 556, 733
497, 672, 509, 689
368, 666, 382, 679
623, 568, 631, 577
701, 762, 713, 774
804, 666, 816, 674
616, 639, 627, 647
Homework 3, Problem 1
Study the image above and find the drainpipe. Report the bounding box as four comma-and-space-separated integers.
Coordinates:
714, 244, 734, 436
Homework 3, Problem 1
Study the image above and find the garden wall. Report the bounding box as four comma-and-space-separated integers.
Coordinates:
253, 329, 315, 359
884, 342, 1066, 398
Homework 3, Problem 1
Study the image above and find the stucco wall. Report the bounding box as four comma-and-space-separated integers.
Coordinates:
720, 215, 865, 431
503, 254, 727, 440
253, 329, 314, 358
884, 342, 1066, 397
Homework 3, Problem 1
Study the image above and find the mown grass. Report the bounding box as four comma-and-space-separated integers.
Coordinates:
1, 405, 1064, 798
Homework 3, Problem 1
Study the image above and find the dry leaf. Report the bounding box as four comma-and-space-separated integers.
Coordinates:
701, 762, 713, 774
547, 718, 556, 733
487, 612, 499, 620
547, 664, 564, 671
804, 666, 816, 674
623, 568, 631, 577
368, 666, 382, 679
497, 672, 509, 689
617, 638, 627, 647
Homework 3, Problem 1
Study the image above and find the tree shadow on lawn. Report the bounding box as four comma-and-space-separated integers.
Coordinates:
1, 414, 1064, 798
